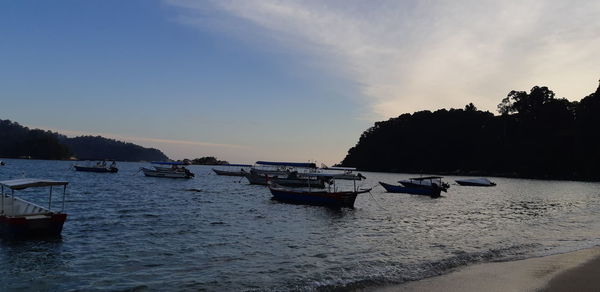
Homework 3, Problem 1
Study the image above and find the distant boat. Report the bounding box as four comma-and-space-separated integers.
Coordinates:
399, 176, 450, 191
380, 176, 449, 198
212, 164, 252, 177
268, 173, 369, 208
0, 178, 69, 238
141, 162, 194, 179
244, 170, 326, 188
455, 178, 496, 187
244, 161, 317, 186
0, 161, 4, 166
74, 160, 118, 173
249, 161, 318, 177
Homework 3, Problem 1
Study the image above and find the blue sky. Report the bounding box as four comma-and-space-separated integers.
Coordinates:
2, 1, 600, 164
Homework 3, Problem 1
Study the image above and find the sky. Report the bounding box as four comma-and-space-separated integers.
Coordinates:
1, 0, 599, 164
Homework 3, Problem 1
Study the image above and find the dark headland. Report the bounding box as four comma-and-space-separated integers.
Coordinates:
0, 119, 169, 161
341, 81, 600, 181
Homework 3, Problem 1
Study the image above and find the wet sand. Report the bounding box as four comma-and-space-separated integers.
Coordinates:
370, 246, 600, 292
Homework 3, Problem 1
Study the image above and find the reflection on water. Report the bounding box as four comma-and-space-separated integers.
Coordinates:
1, 159, 600, 291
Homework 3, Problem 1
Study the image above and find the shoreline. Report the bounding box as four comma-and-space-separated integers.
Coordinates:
368, 246, 600, 292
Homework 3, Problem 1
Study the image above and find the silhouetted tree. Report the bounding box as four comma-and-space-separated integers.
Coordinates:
342, 81, 600, 181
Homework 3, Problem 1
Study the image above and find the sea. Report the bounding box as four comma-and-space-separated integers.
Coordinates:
1, 159, 599, 291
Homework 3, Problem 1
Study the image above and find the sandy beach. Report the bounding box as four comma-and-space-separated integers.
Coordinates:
369, 246, 600, 292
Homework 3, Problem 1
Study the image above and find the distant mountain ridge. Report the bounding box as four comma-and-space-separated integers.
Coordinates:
0, 119, 169, 161
341, 81, 600, 181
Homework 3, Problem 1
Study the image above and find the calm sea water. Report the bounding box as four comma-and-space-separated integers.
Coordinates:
1, 159, 599, 291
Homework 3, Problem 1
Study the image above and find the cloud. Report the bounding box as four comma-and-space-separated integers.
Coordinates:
166, 0, 600, 118
38, 127, 246, 149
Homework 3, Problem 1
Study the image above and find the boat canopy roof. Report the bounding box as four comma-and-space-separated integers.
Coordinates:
221, 164, 252, 167
0, 178, 68, 190
301, 173, 365, 180
255, 161, 317, 168
151, 161, 186, 165
409, 176, 444, 180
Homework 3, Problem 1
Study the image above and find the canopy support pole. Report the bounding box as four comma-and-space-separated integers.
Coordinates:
49, 186, 53, 210
62, 185, 66, 212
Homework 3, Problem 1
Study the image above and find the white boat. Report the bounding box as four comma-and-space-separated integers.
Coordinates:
141, 162, 194, 179
0, 178, 69, 238
455, 178, 496, 187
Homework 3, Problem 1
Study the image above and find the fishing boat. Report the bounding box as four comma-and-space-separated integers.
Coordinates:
455, 178, 496, 186
320, 166, 361, 180
268, 173, 369, 208
0, 178, 69, 238
380, 176, 449, 198
212, 164, 252, 176
251, 161, 318, 176
74, 160, 118, 173
141, 162, 194, 179
244, 161, 317, 186
244, 169, 326, 188
399, 176, 450, 191
379, 182, 443, 197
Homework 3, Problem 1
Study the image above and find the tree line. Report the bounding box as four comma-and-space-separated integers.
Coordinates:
341, 81, 600, 181
0, 119, 169, 162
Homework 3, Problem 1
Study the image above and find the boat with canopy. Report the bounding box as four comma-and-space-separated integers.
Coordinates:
74, 160, 118, 173
141, 162, 194, 179
268, 172, 369, 208
244, 161, 321, 187
0, 178, 69, 238
380, 176, 449, 198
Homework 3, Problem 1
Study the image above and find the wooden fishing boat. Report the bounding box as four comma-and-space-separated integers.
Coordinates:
74, 160, 118, 173
455, 178, 496, 186
141, 162, 194, 179
0, 178, 69, 238
268, 172, 369, 208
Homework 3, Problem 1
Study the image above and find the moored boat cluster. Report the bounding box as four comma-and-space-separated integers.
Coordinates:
0, 159, 495, 239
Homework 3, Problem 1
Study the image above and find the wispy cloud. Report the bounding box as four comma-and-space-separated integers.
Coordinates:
167, 0, 600, 118
38, 127, 246, 149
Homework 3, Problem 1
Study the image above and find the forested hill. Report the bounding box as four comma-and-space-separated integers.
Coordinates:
341, 82, 600, 181
0, 120, 71, 160
58, 135, 169, 162
0, 119, 169, 161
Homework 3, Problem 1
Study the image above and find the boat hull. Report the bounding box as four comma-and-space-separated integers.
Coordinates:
212, 169, 246, 177
455, 178, 496, 187
269, 187, 368, 208
379, 182, 441, 198
141, 168, 194, 179
0, 213, 67, 239
74, 165, 118, 173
